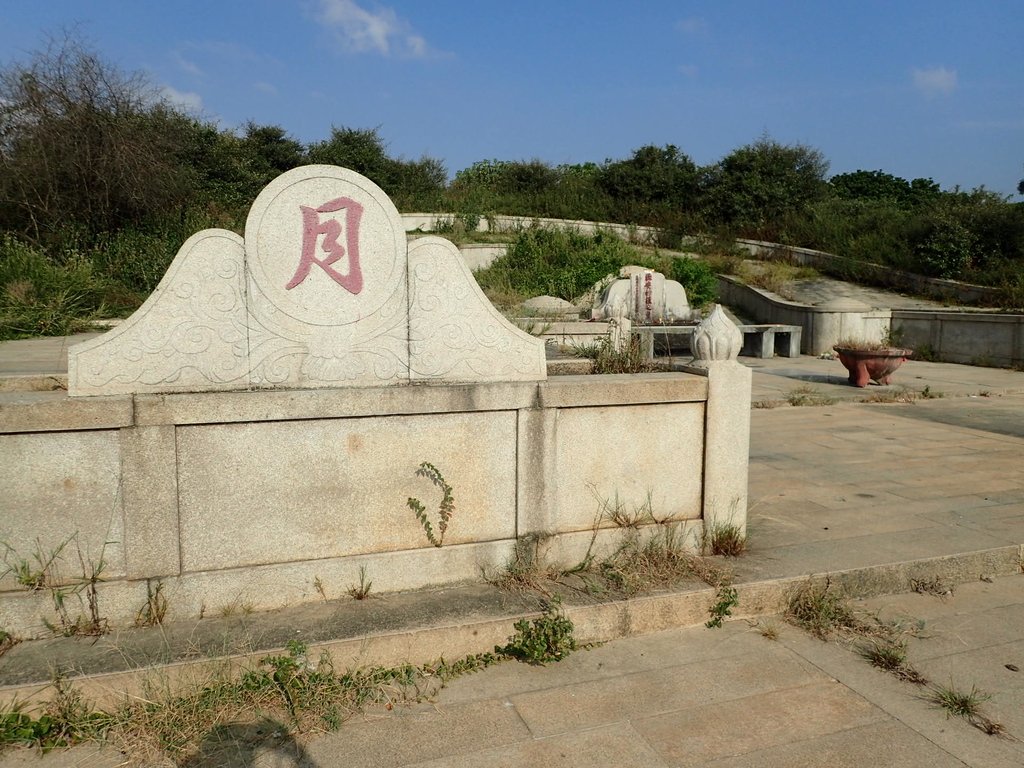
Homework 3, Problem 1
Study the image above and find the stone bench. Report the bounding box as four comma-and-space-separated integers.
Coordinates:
738, 324, 802, 358
636, 323, 802, 359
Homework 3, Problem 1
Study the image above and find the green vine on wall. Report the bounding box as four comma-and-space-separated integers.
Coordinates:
407, 462, 455, 548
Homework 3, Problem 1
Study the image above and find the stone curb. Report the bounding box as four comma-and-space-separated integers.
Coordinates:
2, 545, 1019, 711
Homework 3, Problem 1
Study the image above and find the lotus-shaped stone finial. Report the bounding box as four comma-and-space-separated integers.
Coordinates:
692, 304, 743, 364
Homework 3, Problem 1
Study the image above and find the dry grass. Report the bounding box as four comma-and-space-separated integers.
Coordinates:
858, 638, 927, 684
925, 682, 1007, 736
786, 385, 837, 407
785, 579, 866, 639
702, 522, 746, 558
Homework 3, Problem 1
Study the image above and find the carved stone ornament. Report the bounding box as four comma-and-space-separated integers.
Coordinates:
691, 304, 743, 364
68, 166, 546, 396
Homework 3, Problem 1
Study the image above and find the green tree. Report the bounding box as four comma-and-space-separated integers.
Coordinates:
702, 136, 829, 236
306, 125, 445, 208
240, 122, 306, 187
307, 125, 392, 181
0, 35, 196, 241
597, 144, 700, 224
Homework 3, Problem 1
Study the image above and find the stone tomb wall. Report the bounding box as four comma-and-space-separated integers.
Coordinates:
0, 166, 750, 636
0, 369, 755, 636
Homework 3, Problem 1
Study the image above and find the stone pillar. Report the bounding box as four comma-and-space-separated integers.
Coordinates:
691, 306, 752, 535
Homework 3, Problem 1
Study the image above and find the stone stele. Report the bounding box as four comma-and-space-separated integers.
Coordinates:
68, 165, 546, 395
591, 266, 692, 324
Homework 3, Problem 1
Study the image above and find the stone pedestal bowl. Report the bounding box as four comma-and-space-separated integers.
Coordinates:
834, 346, 913, 387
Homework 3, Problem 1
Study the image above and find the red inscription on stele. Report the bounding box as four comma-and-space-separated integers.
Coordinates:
286, 197, 365, 294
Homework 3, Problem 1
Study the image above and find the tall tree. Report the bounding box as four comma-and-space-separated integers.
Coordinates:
0, 35, 195, 240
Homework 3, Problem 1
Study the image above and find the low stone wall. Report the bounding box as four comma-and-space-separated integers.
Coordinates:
0, 367, 750, 637
735, 239, 1001, 305
893, 310, 1024, 367
402, 213, 661, 244
716, 276, 891, 355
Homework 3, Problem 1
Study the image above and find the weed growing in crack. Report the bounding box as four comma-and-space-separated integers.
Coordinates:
1, 536, 71, 591
925, 682, 1006, 736
858, 638, 927, 684
346, 566, 373, 600
705, 584, 739, 628
786, 385, 836, 407
703, 521, 746, 557
134, 579, 168, 628
910, 576, 954, 598
0, 628, 18, 658
785, 578, 864, 639
407, 462, 455, 548
751, 619, 780, 640
497, 598, 576, 665
488, 533, 559, 594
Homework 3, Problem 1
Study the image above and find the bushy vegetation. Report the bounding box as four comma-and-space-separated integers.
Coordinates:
474, 228, 638, 302
1, 36, 1022, 339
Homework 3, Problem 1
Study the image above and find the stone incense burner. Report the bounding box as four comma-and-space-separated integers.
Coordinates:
833, 344, 913, 387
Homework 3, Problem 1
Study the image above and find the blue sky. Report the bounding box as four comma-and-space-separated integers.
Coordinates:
2, 0, 1022, 195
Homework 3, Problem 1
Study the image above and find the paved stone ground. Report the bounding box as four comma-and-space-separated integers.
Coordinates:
10, 576, 1021, 767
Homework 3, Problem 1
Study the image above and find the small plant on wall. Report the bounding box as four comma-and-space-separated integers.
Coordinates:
407, 462, 455, 548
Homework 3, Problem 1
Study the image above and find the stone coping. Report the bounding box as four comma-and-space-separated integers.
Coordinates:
0, 372, 708, 433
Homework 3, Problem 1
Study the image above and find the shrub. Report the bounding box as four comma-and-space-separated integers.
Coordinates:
474, 227, 639, 302
669, 257, 717, 307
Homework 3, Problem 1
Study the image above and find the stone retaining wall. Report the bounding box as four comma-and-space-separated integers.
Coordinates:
735, 239, 1001, 305
893, 310, 1024, 367
0, 367, 750, 637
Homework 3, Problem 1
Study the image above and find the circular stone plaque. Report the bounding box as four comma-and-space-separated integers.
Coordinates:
245, 165, 406, 327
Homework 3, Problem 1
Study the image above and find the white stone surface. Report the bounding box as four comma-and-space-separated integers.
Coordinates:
521, 295, 578, 317
0, 431, 125, 590
68, 229, 249, 396
69, 166, 545, 396
701, 361, 752, 535
552, 402, 704, 532
245, 165, 410, 389
175, 410, 518, 571
408, 237, 546, 382
692, 305, 744, 364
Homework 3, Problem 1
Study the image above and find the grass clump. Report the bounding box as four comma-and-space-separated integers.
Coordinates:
599, 524, 703, 596
703, 521, 746, 557
488, 533, 560, 595
786, 385, 836, 407
346, 566, 373, 600
858, 638, 927, 684
925, 682, 1006, 736
785, 579, 862, 639
571, 334, 655, 374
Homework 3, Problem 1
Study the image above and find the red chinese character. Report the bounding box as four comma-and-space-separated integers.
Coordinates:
286, 197, 364, 294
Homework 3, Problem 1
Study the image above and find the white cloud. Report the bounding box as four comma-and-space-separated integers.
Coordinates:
160, 85, 203, 112
173, 53, 203, 77
678, 64, 699, 78
316, 0, 434, 57
254, 81, 279, 96
676, 17, 707, 35
912, 66, 957, 97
